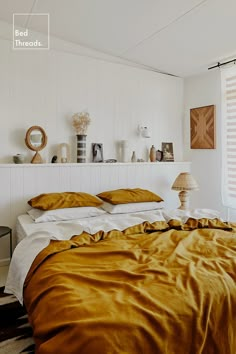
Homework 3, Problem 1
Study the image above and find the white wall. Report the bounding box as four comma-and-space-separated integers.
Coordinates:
0, 21, 184, 165
184, 70, 236, 220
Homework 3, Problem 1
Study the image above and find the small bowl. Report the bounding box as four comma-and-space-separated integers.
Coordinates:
13, 154, 25, 164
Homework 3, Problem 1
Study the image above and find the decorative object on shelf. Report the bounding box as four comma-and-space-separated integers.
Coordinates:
149, 145, 156, 162
162, 142, 174, 162
25, 126, 47, 164
72, 111, 91, 163
76, 135, 86, 163
92, 143, 104, 162
13, 154, 25, 164
156, 150, 163, 162
171, 172, 199, 210
138, 125, 151, 138
72, 111, 91, 135
131, 151, 137, 162
120, 140, 129, 162
57, 143, 70, 163
51, 155, 57, 163
190, 105, 216, 149
105, 159, 117, 163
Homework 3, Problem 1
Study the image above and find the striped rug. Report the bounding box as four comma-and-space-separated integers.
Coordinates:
0, 286, 35, 353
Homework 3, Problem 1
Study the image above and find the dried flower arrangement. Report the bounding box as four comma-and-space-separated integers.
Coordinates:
72, 111, 91, 135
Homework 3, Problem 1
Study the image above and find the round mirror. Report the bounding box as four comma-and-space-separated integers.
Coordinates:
25, 126, 47, 163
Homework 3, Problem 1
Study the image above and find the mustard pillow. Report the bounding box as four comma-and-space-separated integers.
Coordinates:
28, 192, 103, 210
97, 188, 163, 205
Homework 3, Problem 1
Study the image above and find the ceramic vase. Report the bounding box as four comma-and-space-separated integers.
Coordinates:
149, 145, 156, 162
131, 151, 137, 162
76, 135, 86, 163
121, 140, 129, 162
13, 154, 25, 164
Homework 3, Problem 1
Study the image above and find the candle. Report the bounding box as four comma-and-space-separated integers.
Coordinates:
61, 145, 67, 159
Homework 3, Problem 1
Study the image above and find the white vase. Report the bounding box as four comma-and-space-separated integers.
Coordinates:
121, 140, 129, 162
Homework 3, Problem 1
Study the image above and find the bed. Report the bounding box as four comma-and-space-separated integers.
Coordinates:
4, 189, 236, 354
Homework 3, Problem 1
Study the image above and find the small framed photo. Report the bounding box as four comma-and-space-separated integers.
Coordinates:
162, 142, 174, 162
92, 143, 104, 162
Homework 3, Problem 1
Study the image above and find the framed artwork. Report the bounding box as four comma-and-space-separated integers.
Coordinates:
92, 143, 104, 162
162, 142, 174, 162
190, 105, 216, 149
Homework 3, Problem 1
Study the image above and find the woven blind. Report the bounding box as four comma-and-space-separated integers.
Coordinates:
221, 66, 236, 209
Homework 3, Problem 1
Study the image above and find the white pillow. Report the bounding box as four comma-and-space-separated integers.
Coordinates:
100, 201, 164, 214
27, 206, 107, 223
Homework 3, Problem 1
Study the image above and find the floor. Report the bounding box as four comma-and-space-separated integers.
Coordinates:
0, 265, 9, 287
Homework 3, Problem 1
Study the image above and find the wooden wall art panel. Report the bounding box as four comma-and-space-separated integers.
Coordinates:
190, 105, 216, 149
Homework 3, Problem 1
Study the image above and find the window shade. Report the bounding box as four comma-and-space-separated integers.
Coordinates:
221, 66, 236, 209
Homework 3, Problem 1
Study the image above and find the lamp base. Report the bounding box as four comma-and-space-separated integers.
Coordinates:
178, 190, 189, 210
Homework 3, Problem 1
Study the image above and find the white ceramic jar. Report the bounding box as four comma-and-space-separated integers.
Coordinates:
120, 140, 129, 162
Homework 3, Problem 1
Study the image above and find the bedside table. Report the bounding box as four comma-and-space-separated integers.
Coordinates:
0, 226, 12, 258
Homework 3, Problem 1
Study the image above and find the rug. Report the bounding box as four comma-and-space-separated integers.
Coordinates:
0, 286, 35, 354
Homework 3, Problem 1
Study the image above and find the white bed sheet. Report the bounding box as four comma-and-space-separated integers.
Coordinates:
16, 208, 220, 242
16, 214, 85, 243
6, 208, 221, 305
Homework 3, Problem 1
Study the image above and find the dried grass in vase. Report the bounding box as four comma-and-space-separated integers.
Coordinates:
72, 111, 91, 135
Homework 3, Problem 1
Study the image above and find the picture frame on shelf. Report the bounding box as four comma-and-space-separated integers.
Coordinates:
162, 142, 174, 162
92, 143, 104, 162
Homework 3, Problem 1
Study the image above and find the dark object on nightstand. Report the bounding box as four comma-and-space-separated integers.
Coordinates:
0, 226, 12, 258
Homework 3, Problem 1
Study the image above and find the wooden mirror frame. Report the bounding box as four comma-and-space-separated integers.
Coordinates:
25, 126, 47, 164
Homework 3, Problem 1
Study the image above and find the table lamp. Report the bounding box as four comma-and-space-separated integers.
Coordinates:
171, 172, 199, 210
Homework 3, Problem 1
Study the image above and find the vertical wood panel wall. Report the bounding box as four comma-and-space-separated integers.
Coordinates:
0, 162, 191, 260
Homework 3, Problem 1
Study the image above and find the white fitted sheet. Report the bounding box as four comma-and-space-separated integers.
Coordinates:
16, 214, 75, 243
15, 214, 87, 243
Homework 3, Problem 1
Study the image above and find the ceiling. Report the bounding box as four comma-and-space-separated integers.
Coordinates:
0, 0, 236, 77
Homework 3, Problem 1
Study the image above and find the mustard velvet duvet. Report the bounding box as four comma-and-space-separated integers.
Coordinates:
23, 219, 236, 354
